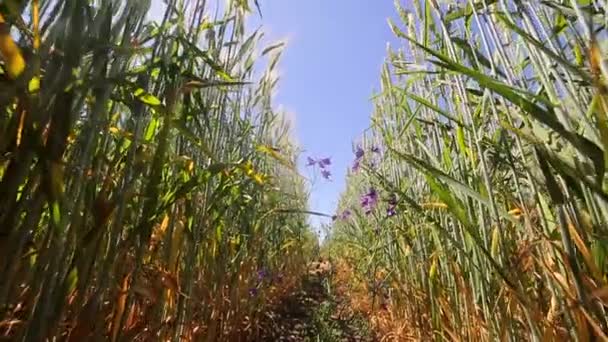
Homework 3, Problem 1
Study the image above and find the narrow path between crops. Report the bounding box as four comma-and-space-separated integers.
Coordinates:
255, 261, 376, 342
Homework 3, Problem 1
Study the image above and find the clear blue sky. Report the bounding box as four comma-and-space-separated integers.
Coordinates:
150, 1, 400, 236
253, 1, 399, 235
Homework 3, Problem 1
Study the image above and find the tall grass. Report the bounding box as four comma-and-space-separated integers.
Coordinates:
0, 0, 316, 340
329, 0, 608, 340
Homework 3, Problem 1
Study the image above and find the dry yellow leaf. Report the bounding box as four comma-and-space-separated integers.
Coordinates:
0, 13, 25, 80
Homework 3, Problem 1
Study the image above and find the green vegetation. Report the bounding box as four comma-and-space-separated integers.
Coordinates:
3, 0, 608, 341
0, 0, 316, 340
329, 0, 608, 340
309, 298, 374, 342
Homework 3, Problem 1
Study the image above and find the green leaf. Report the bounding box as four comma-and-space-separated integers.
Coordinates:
553, 13, 569, 37
535, 147, 565, 204
179, 37, 235, 81
144, 118, 158, 141
28, 77, 40, 93
133, 88, 161, 106
67, 268, 78, 294
425, 174, 472, 229
394, 87, 469, 129
591, 238, 608, 274
423, 0, 433, 47
216, 223, 223, 242
591, 94, 608, 189
182, 78, 250, 90
444, 0, 498, 23
255, 144, 296, 172
456, 125, 471, 161
391, 148, 520, 224
52, 201, 61, 226
451, 37, 507, 79
172, 119, 215, 161
402, 35, 605, 182
495, 13, 592, 84
536, 146, 608, 203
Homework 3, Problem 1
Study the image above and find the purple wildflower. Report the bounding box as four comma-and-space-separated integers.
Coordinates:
355, 146, 364, 159
360, 188, 378, 215
360, 196, 369, 207
370, 192, 379, 204
318, 157, 332, 168
306, 157, 316, 166
248, 288, 258, 297
352, 146, 365, 173
257, 269, 268, 281
361, 188, 378, 205
387, 207, 396, 217
321, 169, 331, 180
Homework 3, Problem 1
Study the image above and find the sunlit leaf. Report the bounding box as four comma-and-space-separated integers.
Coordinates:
133, 87, 161, 106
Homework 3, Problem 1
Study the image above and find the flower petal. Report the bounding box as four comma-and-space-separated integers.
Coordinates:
355, 146, 364, 159
319, 157, 332, 168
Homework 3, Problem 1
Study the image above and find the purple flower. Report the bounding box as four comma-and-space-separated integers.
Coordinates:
306, 157, 316, 166
321, 169, 331, 180
362, 188, 378, 204
369, 190, 379, 203
360, 188, 378, 215
248, 288, 258, 297
355, 146, 364, 159
387, 207, 396, 217
318, 157, 332, 168
257, 269, 268, 281
371, 146, 381, 153
352, 146, 365, 173
360, 197, 369, 207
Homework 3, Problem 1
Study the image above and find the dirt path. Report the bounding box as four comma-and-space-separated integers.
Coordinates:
256, 264, 376, 342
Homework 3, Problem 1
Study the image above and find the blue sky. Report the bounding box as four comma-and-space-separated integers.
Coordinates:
253, 1, 399, 235
150, 1, 400, 237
